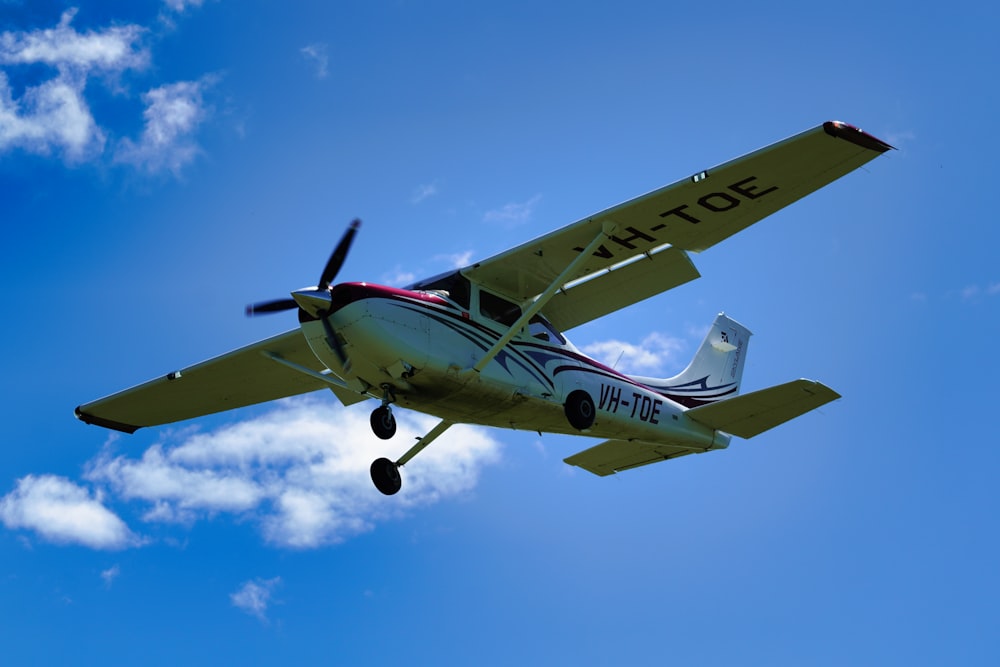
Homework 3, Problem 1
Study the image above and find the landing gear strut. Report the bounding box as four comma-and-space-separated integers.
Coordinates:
369, 418, 455, 496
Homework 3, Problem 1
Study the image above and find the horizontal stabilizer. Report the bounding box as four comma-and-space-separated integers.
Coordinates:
685, 379, 839, 439
564, 439, 702, 477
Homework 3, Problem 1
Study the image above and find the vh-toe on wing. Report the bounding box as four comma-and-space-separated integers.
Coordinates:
464, 121, 892, 332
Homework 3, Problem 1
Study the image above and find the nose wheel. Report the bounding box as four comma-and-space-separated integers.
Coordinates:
370, 406, 397, 440
370, 384, 398, 440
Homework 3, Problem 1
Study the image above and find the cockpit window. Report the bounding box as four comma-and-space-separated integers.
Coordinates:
408, 271, 470, 309
479, 290, 522, 327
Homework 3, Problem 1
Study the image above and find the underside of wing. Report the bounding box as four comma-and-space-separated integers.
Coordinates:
464, 122, 891, 326
543, 245, 700, 332
564, 439, 704, 477
76, 329, 366, 434
685, 379, 840, 439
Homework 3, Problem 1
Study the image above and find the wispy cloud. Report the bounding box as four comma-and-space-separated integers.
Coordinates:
114, 76, 216, 175
434, 250, 474, 269
381, 265, 417, 287
0, 475, 140, 550
0, 8, 214, 174
581, 331, 686, 376
411, 182, 438, 204
231, 577, 281, 623
0, 9, 147, 161
162, 0, 205, 13
483, 194, 542, 227
0, 8, 148, 73
101, 565, 121, 588
300, 43, 329, 79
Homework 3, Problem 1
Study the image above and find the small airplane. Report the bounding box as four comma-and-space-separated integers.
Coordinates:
77, 121, 892, 495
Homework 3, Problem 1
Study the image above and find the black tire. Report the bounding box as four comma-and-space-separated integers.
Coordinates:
371, 457, 402, 496
370, 406, 397, 440
564, 390, 596, 430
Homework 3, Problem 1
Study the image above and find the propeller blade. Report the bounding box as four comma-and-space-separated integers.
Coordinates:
245, 298, 297, 317
318, 219, 361, 289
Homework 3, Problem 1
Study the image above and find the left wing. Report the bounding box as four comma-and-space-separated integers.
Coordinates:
464, 121, 891, 330
76, 329, 367, 434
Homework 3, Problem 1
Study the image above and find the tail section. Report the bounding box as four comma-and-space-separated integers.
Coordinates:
638, 313, 752, 408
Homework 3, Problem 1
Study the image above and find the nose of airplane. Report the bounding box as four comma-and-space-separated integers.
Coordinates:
291, 288, 332, 317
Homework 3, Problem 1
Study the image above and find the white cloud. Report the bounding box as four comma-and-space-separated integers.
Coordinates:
581, 331, 686, 375
300, 43, 329, 79
483, 194, 542, 227
0, 9, 147, 161
381, 266, 417, 287
85, 397, 503, 548
101, 564, 121, 588
0, 475, 140, 550
434, 250, 474, 269
231, 577, 281, 622
163, 0, 205, 13
0, 9, 147, 73
114, 77, 215, 174
0, 72, 104, 159
411, 182, 438, 204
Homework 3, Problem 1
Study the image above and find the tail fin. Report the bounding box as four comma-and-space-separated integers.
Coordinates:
639, 313, 752, 408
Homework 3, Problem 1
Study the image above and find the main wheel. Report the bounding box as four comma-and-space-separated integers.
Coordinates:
371, 457, 402, 495
564, 389, 596, 430
370, 406, 397, 440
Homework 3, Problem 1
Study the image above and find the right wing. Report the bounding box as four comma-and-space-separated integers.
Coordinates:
464, 121, 892, 331
76, 329, 368, 434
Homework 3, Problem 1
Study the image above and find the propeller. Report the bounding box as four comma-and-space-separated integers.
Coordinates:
245, 219, 361, 370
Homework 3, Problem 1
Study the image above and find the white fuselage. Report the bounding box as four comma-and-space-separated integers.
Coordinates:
298, 283, 728, 452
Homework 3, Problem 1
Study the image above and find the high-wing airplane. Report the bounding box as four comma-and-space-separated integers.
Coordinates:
77, 121, 892, 495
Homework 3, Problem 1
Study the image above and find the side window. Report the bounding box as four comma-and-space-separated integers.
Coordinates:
529, 315, 566, 344
479, 290, 522, 327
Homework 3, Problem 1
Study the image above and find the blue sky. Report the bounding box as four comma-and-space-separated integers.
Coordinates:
1, 0, 998, 664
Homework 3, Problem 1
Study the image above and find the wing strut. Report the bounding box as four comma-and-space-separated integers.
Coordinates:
471, 221, 619, 373
260, 351, 373, 405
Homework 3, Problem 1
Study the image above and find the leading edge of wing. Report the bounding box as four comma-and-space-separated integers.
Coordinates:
463, 121, 892, 304
76, 329, 334, 433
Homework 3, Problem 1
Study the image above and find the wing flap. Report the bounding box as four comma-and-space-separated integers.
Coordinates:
543, 246, 700, 332
76, 329, 354, 433
564, 439, 702, 477
685, 379, 840, 439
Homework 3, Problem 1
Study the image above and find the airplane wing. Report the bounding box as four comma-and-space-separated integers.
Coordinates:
76, 329, 368, 434
563, 439, 702, 477
464, 121, 892, 330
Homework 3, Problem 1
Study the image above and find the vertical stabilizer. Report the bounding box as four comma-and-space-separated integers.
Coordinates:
639, 313, 752, 408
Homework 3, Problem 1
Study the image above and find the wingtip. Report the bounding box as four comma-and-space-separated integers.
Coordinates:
75, 406, 141, 434
823, 120, 895, 152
